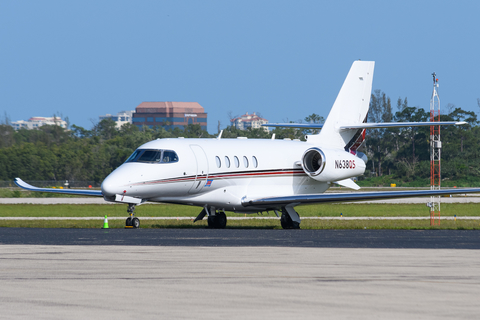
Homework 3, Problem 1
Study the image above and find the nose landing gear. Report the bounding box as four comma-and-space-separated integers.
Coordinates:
125, 203, 140, 229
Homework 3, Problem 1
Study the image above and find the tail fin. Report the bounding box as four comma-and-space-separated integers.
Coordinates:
314, 61, 375, 150
264, 61, 461, 146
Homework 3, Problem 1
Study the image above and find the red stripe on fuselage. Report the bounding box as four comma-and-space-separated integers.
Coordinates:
128, 168, 306, 187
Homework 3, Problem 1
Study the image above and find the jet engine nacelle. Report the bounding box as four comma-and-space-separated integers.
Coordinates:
301, 147, 366, 182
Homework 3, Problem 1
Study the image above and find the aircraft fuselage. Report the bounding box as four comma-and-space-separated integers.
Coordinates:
101, 137, 366, 213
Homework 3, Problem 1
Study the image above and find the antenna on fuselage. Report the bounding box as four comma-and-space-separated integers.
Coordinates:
271, 133, 276, 140
216, 130, 223, 140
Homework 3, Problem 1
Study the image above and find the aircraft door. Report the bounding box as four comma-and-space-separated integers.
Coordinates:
189, 145, 209, 194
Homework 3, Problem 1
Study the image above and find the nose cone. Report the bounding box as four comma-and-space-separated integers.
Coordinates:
101, 171, 125, 197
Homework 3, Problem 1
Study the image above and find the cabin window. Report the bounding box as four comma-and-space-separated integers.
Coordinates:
162, 150, 179, 163
125, 149, 179, 164
234, 156, 240, 168
215, 156, 221, 168
252, 156, 258, 168
225, 156, 231, 168
243, 156, 249, 168
138, 150, 162, 162
125, 149, 142, 163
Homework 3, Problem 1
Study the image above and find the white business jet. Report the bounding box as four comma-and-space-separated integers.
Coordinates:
15, 61, 480, 229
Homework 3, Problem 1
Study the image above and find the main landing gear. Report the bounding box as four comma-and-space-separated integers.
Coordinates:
125, 203, 140, 229
193, 206, 301, 229
280, 206, 301, 229
208, 212, 227, 229
194, 207, 227, 229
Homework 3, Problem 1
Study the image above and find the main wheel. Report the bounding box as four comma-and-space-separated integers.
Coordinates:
207, 215, 215, 228
207, 213, 227, 229
216, 212, 227, 229
132, 217, 140, 229
280, 213, 300, 229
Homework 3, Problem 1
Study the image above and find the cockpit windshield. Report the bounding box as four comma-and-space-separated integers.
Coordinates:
125, 149, 179, 164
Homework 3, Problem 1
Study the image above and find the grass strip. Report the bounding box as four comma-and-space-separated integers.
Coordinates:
1, 203, 479, 218
2, 202, 480, 229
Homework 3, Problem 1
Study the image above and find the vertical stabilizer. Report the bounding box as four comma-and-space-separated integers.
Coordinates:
314, 61, 375, 150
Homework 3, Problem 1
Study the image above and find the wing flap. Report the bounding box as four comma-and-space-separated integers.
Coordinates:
242, 188, 480, 207
14, 178, 103, 197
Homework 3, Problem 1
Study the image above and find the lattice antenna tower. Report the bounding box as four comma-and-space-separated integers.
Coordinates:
430, 73, 441, 226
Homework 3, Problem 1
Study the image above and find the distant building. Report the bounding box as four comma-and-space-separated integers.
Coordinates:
11, 116, 67, 130
99, 110, 135, 129
132, 102, 207, 131
231, 112, 268, 131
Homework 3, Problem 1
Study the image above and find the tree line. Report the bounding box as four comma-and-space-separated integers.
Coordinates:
364, 90, 480, 186
0, 117, 321, 183
0, 92, 479, 186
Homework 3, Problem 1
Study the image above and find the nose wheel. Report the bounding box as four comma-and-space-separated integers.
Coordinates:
125, 204, 140, 229
126, 216, 140, 228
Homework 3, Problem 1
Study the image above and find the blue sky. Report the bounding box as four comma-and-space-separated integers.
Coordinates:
1, 0, 479, 133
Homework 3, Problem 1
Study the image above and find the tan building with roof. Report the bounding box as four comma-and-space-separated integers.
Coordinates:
231, 112, 268, 132
132, 102, 207, 131
99, 110, 135, 129
11, 116, 67, 130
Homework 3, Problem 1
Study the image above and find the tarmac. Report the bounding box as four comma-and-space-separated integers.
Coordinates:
2, 197, 480, 319
1, 229, 480, 319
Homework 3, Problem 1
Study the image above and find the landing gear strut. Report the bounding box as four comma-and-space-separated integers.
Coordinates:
125, 203, 140, 228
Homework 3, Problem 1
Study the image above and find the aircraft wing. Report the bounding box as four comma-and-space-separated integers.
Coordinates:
14, 178, 103, 197
242, 188, 480, 207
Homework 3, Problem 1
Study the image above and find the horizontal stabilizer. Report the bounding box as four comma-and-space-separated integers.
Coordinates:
262, 120, 465, 131
335, 178, 360, 190
242, 188, 480, 207
263, 123, 323, 129
338, 121, 466, 130
14, 178, 103, 197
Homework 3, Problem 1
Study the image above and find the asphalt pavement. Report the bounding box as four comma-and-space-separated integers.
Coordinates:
1, 228, 480, 249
